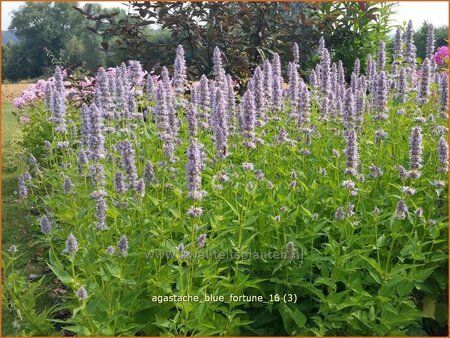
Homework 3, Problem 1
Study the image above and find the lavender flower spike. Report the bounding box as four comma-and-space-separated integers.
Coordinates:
114, 171, 128, 194
173, 45, 187, 95
212, 88, 229, 158
144, 160, 157, 184
242, 89, 256, 148
117, 139, 138, 185
344, 129, 359, 175
426, 24, 435, 58
18, 174, 28, 198
186, 137, 207, 200
198, 75, 211, 127
409, 126, 423, 170
440, 74, 448, 114
64, 233, 78, 258
397, 67, 407, 103
376, 71, 388, 114
196, 234, 207, 248
395, 200, 408, 220
226, 74, 236, 121
263, 60, 273, 111
437, 136, 448, 172
394, 27, 403, 58
213, 46, 226, 88
77, 287, 88, 300
80, 103, 91, 147
63, 176, 74, 194
285, 241, 297, 261
118, 235, 128, 256
40, 215, 52, 235
186, 103, 198, 137
272, 53, 284, 111
405, 20, 416, 68
418, 58, 431, 104
95, 196, 108, 230
88, 104, 105, 160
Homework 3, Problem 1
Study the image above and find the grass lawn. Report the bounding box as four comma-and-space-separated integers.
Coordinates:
2, 102, 28, 254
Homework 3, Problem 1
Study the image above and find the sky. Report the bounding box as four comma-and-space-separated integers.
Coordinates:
1, 1, 449, 31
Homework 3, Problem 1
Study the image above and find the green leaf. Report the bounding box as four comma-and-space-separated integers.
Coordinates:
279, 303, 307, 335
422, 296, 435, 319
48, 249, 74, 285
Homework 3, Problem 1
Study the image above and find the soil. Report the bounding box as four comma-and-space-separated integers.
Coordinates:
2, 83, 33, 102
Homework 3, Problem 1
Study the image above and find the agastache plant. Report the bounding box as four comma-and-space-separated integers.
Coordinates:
11, 24, 450, 337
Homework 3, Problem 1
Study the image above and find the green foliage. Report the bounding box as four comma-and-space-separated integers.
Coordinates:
311, 2, 397, 75
79, 2, 395, 82
2, 2, 127, 81
3, 251, 57, 336
13, 62, 448, 335
414, 21, 449, 59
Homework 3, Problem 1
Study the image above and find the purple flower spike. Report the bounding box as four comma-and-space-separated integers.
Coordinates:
426, 24, 435, 58
394, 27, 403, 58
173, 45, 187, 95
418, 58, 431, 104
40, 215, 52, 235
64, 233, 78, 258
88, 104, 105, 160
344, 129, 359, 174
438, 137, 448, 172
213, 46, 226, 88
377, 40, 386, 72
409, 126, 423, 171
405, 20, 416, 68
118, 235, 128, 256
272, 53, 284, 111
212, 88, 229, 158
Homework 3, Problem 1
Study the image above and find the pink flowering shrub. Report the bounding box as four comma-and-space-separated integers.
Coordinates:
13, 79, 49, 108
432, 46, 448, 66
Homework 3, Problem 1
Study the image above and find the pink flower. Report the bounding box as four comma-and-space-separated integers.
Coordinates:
13, 97, 25, 108
106, 67, 116, 76
77, 80, 91, 88
433, 46, 448, 65
19, 115, 30, 124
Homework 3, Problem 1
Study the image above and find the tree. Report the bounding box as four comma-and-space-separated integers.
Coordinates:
3, 2, 127, 81
414, 21, 448, 60
77, 1, 396, 82
309, 2, 397, 75
8, 2, 83, 77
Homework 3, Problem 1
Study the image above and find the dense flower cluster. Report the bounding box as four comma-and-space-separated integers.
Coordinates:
12, 24, 449, 336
